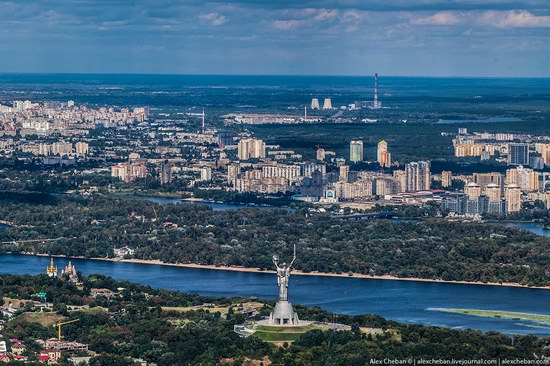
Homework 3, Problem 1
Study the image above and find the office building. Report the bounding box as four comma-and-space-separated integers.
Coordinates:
405, 161, 431, 192
349, 140, 363, 163
507, 143, 529, 165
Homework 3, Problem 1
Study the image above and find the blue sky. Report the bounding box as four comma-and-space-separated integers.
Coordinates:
1, 0, 549, 76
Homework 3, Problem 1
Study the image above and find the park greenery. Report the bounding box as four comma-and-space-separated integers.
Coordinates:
0, 194, 549, 287
1, 274, 549, 365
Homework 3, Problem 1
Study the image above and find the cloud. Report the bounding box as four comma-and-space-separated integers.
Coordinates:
199, 12, 227, 26
411, 11, 464, 26
273, 19, 301, 30
314, 8, 338, 21
478, 10, 550, 28
0, 0, 550, 76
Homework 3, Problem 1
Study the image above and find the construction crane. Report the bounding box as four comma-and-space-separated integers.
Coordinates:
54, 319, 79, 341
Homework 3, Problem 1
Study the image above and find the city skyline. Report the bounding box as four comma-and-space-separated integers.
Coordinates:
1, 1, 549, 77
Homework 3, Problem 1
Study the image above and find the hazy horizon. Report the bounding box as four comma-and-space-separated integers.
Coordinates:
0, 72, 549, 80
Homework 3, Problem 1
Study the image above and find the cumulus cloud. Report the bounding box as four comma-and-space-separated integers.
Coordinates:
411, 11, 464, 26
199, 12, 227, 26
478, 10, 550, 28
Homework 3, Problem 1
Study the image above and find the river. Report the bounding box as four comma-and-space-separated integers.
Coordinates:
499, 222, 550, 237
144, 197, 292, 211
0, 254, 549, 336
145, 197, 550, 238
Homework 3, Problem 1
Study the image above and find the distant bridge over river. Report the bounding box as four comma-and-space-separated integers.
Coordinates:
335, 211, 398, 221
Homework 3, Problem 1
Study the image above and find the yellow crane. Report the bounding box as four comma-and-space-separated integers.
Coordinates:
54, 319, 80, 341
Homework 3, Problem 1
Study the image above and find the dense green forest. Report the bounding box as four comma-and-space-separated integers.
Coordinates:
0, 195, 549, 286
1, 274, 548, 365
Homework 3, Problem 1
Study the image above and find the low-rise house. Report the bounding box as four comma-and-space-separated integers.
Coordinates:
113, 246, 135, 258
68, 356, 92, 365
90, 288, 115, 299
0, 353, 11, 363
39, 349, 61, 364
10, 339, 26, 355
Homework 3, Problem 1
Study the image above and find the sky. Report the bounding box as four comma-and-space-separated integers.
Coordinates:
1, 0, 549, 77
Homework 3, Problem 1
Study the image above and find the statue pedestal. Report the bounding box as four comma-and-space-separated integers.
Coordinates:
268, 300, 300, 326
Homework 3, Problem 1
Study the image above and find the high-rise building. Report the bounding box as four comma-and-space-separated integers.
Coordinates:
405, 161, 431, 192
160, 160, 172, 185
322, 98, 332, 110
377, 140, 391, 168
536, 143, 550, 166
485, 183, 501, 202
339, 165, 349, 183
51, 142, 73, 156
544, 147, 550, 167
316, 147, 325, 161
349, 140, 364, 163
393, 170, 407, 193
507, 143, 529, 165
227, 163, 240, 187
311, 98, 320, 110
217, 131, 235, 148
238, 138, 266, 160
111, 163, 129, 182
464, 182, 481, 199
199, 167, 212, 181
506, 166, 540, 192
75, 142, 89, 156
441, 171, 452, 188
128, 160, 148, 181
473, 172, 502, 193
505, 184, 522, 213
373, 73, 380, 109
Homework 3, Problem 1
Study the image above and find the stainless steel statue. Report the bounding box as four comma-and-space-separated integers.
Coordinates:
268, 244, 301, 326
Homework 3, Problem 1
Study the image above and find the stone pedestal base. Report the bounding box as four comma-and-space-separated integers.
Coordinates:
268, 300, 300, 326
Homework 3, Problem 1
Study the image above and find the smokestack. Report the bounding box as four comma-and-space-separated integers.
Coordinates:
374, 73, 379, 109
202, 110, 205, 134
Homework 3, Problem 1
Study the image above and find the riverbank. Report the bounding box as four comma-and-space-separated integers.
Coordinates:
22, 252, 550, 290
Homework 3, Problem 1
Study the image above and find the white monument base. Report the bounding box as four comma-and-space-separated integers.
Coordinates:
268, 300, 300, 326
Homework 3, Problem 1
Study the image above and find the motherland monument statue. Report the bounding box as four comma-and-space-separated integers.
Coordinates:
268, 244, 301, 326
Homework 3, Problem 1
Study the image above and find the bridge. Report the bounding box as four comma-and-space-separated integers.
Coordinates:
336, 211, 398, 221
